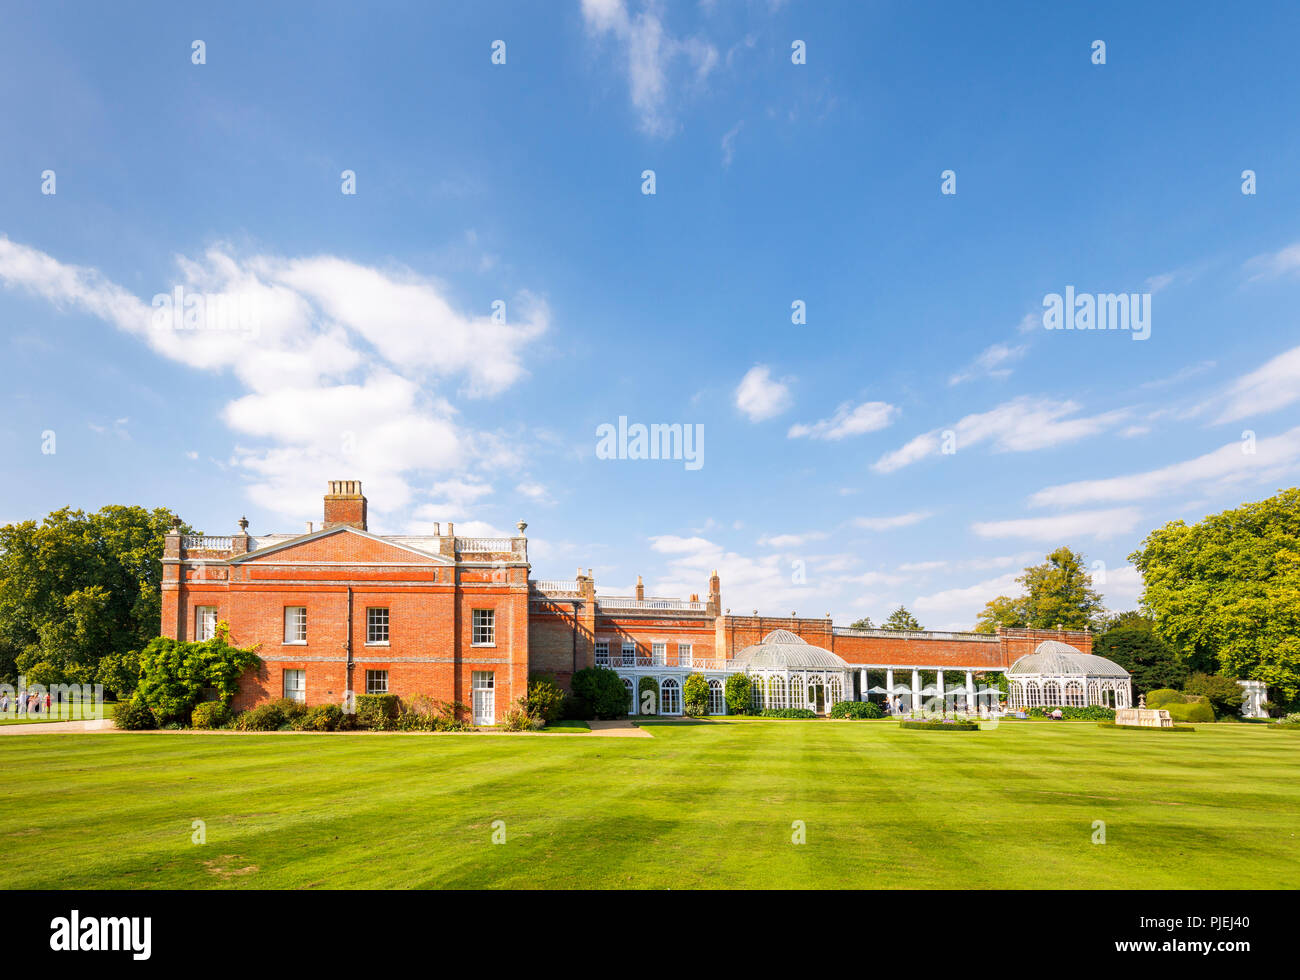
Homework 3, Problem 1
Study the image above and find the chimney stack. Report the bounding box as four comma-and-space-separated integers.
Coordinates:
322, 480, 367, 531
635, 575, 645, 600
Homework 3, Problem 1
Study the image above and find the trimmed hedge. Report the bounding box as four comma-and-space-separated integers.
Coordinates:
1029, 705, 1116, 721
1163, 699, 1215, 724
190, 701, 229, 729
759, 708, 818, 719
1144, 688, 1185, 708
354, 693, 400, 730
830, 700, 884, 719
900, 719, 978, 731
526, 675, 565, 724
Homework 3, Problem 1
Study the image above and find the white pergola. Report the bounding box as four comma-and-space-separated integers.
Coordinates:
1006, 640, 1131, 710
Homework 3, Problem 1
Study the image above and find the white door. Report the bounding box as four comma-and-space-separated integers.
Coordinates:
472, 671, 495, 725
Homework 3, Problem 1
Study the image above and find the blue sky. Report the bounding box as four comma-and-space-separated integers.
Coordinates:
2, 0, 1299, 628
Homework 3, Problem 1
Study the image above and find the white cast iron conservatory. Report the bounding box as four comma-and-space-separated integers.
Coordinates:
734, 629, 855, 714
1006, 640, 1132, 710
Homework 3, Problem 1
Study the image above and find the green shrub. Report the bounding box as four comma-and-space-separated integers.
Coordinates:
1183, 673, 1243, 718
1164, 699, 1214, 724
724, 673, 753, 715
114, 695, 157, 730
1144, 688, 1186, 708
526, 675, 566, 724
683, 674, 710, 717
354, 693, 400, 730
830, 700, 884, 719
759, 708, 817, 719
499, 697, 544, 731
190, 701, 229, 729
299, 704, 343, 732
135, 632, 261, 725
571, 667, 628, 719
270, 697, 309, 725
637, 676, 658, 715
234, 702, 286, 731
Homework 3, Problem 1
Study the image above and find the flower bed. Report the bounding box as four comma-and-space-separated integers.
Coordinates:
899, 719, 979, 732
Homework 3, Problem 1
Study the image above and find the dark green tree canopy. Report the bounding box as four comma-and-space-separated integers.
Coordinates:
1130, 488, 1300, 700
1093, 623, 1187, 697
881, 606, 922, 631
0, 505, 189, 685
847, 616, 874, 630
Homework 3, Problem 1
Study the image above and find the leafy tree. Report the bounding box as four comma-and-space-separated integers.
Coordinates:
848, 616, 874, 630
974, 595, 1028, 633
0, 505, 189, 685
1093, 624, 1187, 698
974, 547, 1105, 632
881, 606, 922, 631
1130, 488, 1300, 700
1184, 673, 1244, 718
95, 649, 143, 700
135, 627, 261, 724
683, 673, 710, 716
724, 673, 753, 715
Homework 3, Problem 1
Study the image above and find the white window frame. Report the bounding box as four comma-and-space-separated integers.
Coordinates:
366, 607, 389, 645
678, 642, 693, 668
651, 642, 667, 666
471, 609, 496, 647
283, 669, 306, 703
594, 640, 610, 666
365, 669, 388, 694
620, 642, 636, 667
283, 606, 307, 644
195, 606, 218, 641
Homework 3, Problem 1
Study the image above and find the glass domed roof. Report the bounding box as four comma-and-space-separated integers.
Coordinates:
731, 629, 851, 671
1007, 640, 1129, 678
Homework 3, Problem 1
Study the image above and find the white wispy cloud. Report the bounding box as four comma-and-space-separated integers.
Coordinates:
787, 400, 898, 440
735, 365, 792, 421
948, 342, 1028, 386
0, 234, 545, 522
580, 0, 719, 137
850, 511, 932, 531
757, 531, 828, 549
872, 396, 1128, 474
1214, 344, 1300, 423
1244, 241, 1300, 281
1028, 426, 1300, 509
971, 507, 1144, 541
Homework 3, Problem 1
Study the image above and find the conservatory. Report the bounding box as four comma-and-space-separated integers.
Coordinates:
732, 629, 856, 715
1006, 640, 1132, 710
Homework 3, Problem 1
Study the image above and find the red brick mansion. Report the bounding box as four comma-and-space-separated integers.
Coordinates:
161, 481, 1095, 724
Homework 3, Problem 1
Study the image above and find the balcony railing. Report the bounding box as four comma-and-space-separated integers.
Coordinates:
182, 535, 233, 551
456, 537, 517, 553
598, 597, 706, 612
533, 580, 580, 594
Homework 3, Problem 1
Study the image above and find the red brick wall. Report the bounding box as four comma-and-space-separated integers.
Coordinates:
165, 527, 527, 721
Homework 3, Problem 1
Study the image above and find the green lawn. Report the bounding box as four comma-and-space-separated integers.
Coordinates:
0, 702, 116, 726
1, 719, 1296, 889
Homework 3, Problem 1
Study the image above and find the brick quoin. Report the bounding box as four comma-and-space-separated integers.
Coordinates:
162, 482, 1090, 719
